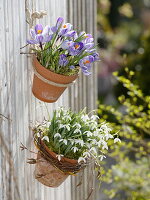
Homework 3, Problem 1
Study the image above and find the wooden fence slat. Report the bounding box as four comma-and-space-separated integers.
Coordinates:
67, 1, 97, 200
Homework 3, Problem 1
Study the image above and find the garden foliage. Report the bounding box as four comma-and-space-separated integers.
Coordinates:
98, 70, 150, 200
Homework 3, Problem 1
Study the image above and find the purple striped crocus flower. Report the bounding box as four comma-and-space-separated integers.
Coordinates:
59, 54, 69, 66
79, 32, 94, 43
51, 17, 64, 33
84, 42, 95, 50
69, 42, 84, 56
92, 52, 100, 61
85, 48, 96, 53
69, 65, 75, 69
65, 30, 76, 38
58, 23, 73, 36
61, 40, 73, 50
79, 55, 94, 75
83, 34, 94, 43
73, 32, 78, 40
27, 24, 52, 45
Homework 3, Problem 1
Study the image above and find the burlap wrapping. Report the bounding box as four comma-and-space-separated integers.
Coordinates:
34, 138, 87, 187
35, 152, 69, 187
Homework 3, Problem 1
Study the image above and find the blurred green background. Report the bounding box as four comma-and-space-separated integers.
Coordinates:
97, 0, 150, 200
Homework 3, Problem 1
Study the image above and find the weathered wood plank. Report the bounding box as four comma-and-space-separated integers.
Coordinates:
67, 0, 98, 200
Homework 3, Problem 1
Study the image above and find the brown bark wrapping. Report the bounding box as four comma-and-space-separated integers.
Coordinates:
35, 152, 69, 187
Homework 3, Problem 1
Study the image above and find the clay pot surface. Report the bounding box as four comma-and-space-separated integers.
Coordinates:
32, 57, 78, 103
35, 152, 69, 187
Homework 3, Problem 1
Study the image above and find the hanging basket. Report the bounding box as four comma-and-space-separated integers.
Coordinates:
32, 57, 78, 103
34, 138, 86, 187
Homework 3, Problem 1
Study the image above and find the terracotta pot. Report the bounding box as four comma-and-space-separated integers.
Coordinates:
32, 57, 78, 103
35, 152, 69, 187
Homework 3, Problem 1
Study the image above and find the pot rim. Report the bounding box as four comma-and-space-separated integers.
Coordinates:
36, 139, 78, 164
44, 144, 78, 164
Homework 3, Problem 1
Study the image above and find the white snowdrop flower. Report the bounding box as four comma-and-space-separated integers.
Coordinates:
99, 155, 106, 161
54, 133, 61, 138
93, 130, 99, 137
59, 124, 64, 129
98, 134, 104, 140
68, 139, 75, 145
102, 139, 108, 145
63, 139, 68, 145
91, 139, 98, 145
87, 138, 92, 142
56, 120, 61, 123
91, 121, 98, 126
64, 115, 71, 121
114, 138, 121, 143
83, 152, 91, 158
81, 114, 89, 122
56, 154, 64, 161
84, 131, 92, 137
102, 142, 108, 150
90, 147, 97, 155
74, 129, 82, 134
66, 125, 70, 131
97, 140, 102, 147
59, 139, 68, 145
90, 122, 97, 130
75, 139, 84, 147
36, 132, 41, 137
106, 128, 112, 134
97, 139, 105, 147
59, 124, 70, 131
41, 136, 49, 143
91, 115, 99, 120
78, 157, 86, 163
90, 126, 96, 131
105, 133, 114, 140
85, 143, 91, 149
100, 124, 112, 134
73, 123, 81, 129
71, 146, 79, 153
99, 127, 103, 132
42, 123, 48, 128
62, 116, 66, 121
47, 122, 51, 126
101, 123, 107, 127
